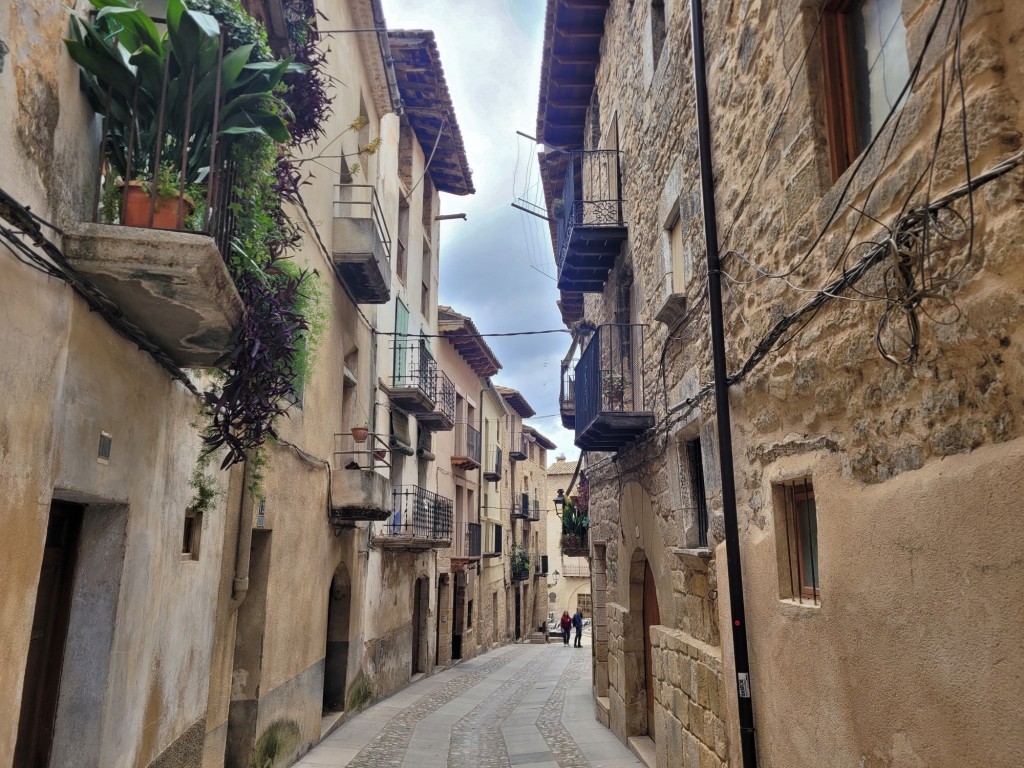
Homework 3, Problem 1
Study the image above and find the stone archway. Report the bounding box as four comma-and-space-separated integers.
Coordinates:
323, 562, 352, 712
606, 482, 671, 744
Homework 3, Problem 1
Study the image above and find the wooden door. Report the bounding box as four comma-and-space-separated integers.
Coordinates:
643, 559, 661, 741
15, 501, 83, 768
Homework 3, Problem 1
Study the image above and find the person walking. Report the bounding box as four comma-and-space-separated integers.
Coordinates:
572, 607, 584, 647
559, 610, 572, 646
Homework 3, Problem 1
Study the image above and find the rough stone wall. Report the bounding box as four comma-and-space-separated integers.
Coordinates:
570, 0, 1024, 766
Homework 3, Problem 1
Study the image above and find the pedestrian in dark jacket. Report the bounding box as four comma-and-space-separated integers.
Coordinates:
560, 610, 572, 646
572, 607, 584, 647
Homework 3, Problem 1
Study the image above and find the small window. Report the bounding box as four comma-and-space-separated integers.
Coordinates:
397, 201, 409, 285
577, 593, 592, 616
650, 0, 667, 66
467, 600, 473, 629
776, 479, 820, 601
822, 0, 910, 178
684, 439, 709, 548
182, 510, 201, 560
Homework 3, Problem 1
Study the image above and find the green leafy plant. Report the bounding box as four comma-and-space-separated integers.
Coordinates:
65, 0, 300, 186
188, 449, 222, 515
510, 542, 531, 578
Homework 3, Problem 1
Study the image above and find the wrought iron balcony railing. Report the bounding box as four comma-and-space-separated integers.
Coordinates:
560, 357, 577, 430
554, 149, 626, 293
512, 492, 530, 520
390, 338, 437, 414
452, 421, 482, 469
574, 323, 655, 451
454, 522, 482, 559
484, 445, 502, 482
381, 485, 453, 546
420, 371, 455, 431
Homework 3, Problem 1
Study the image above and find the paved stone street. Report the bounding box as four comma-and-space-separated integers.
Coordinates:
296, 634, 643, 768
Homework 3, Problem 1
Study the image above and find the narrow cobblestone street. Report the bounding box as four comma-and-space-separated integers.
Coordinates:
296, 635, 642, 768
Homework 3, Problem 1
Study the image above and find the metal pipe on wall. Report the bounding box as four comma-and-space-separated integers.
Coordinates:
688, 1, 759, 766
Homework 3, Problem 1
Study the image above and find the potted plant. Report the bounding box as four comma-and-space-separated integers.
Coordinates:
559, 496, 590, 557
510, 543, 530, 580
351, 426, 369, 444
602, 371, 628, 408
66, 0, 298, 230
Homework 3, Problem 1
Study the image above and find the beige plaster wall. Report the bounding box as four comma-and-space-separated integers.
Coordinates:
1, 2, 229, 767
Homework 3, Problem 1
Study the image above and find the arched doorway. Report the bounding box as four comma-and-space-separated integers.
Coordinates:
323, 563, 351, 712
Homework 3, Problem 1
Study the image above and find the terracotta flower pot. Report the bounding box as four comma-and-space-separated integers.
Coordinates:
122, 181, 193, 230
351, 426, 369, 443
373, 448, 387, 460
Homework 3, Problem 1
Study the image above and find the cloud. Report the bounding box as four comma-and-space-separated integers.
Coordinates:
384, 0, 579, 463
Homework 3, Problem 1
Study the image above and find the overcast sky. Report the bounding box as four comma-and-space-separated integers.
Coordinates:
383, 0, 579, 463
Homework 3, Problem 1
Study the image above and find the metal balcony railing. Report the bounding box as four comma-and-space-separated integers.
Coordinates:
384, 485, 453, 542
574, 324, 654, 450
560, 358, 577, 430
332, 183, 392, 258
555, 149, 624, 270
434, 372, 456, 423
455, 522, 482, 559
391, 339, 438, 411
484, 445, 502, 482
452, 421, 481, 468
529, 497, 541, 522
512, 492, 530, 520
510, 431, 528, 462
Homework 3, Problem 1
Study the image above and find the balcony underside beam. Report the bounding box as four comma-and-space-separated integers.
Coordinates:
575, 411, 656, 452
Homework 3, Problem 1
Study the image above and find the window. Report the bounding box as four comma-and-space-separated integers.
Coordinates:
421, 244, 431, 315
396, 200, 409, 285
577, 593, 592, 616
669, 213, 693, 293
651, 0, 667, 66
822, 0, 910, 178
776, 479, 820, 601
181, 509, 201, 560
684, 439, 709, 548
467, 600, 473, 629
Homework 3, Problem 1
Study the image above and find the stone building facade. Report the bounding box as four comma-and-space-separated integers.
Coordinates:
544, 457, 592, 625
537, 1, 1024, 767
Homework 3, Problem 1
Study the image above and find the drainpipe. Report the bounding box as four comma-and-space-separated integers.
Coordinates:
230, 461, 255, 609
369, 0, 404, 116
688, 1, 758, 766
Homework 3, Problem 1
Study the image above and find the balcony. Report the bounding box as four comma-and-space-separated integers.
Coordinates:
63, 225, 244, 368
331, 184, 392, 304
483, 523, 503, 558
378, 485, 453, 550
561, 528, 589, 558
452, 422, 481, 470
329, 432, 393, 525
555, 150, 627, 293
390, 339, 437, 415
560, 350, 579, 430
419, 371, 455, 432
511, 545, 530, 581
483, 445, 503, 482
533, 552, 548, 577
574, 324, 655, 451
509, 432, 528, 462
511, 492, 530, 521
451, 522, 482, 572
529, 498, 541, 523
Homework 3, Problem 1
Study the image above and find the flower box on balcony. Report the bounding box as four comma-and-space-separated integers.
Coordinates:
62, 222, 243, 368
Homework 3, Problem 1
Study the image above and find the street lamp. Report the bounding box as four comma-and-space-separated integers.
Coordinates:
554, 488, 564, 511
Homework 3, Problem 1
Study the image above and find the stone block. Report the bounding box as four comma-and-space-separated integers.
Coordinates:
699, 741, 722, 768
688, 700, 704, 744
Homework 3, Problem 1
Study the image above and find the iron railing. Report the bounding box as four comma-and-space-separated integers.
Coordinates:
386, 485, 453, 541
575, 323, 648, 433
510, 431, 528, 461
332, 183, 392, 257
484, 445, 502, 481
530, 497, 541, 522
433, 371, 456, 422
453, 421, 481, 465
455, 522, 482, 558
554, 149, 623, 269
512, 492, 530, 520
392, 338, 437, 400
